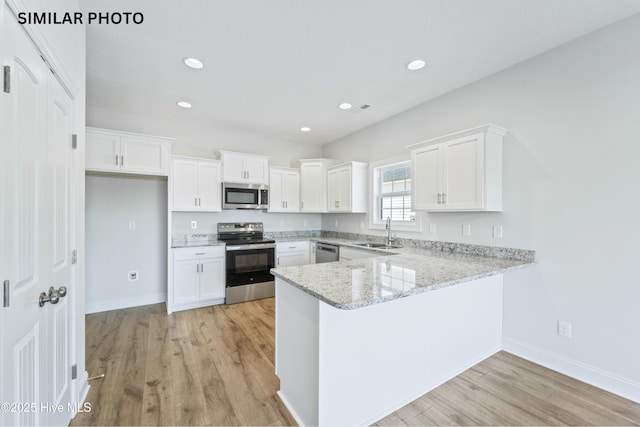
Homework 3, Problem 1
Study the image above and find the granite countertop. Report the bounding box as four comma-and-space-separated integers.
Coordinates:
271, 242, 534, 310
171, 235, 225, 248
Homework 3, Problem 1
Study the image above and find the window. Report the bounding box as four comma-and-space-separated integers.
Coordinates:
374, 160, 415, 223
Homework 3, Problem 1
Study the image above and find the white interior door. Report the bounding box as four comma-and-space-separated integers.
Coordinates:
44, 69, 74, 427
1, 12, 48, 426
1, 12, 74, 426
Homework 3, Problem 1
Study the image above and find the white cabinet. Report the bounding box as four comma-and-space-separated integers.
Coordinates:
409, 124, 507, 212
339, 246, 379, 261
171, 156, 222, 212
276, 241, 311, 267
218, 150, 270, 184
327, 162, 368, 213
269, 167, 300, 212
170, 246, 225, 312
294, 159, 339, 213
86, 127, 172, 175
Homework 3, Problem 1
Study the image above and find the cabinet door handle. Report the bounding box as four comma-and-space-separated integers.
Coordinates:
120, 155, 124, 165
195, 197, 198, 207
442, 193, 447, 204
285, 201, 287, 208
277, 257, 280, 265
115, 155, 119, 166
198, 198, 201, 206
201, 263, 204, 272
437, 193, 442, 204
3, 280, 9, 307
196, 264, 200, 273
301, 201, 304, 208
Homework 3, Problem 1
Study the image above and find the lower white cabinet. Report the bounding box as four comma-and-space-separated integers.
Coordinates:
170, 246, 225, 312
276, 241, 311, 267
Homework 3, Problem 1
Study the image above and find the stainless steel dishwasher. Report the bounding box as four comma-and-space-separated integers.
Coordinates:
315, 242, 339, 263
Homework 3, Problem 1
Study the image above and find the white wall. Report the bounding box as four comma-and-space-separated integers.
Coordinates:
322, 15, 640, 401
172, 211, 321, 236
85, 174, 168, 313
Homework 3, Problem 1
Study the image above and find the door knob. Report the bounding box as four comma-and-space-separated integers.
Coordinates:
39, 286, 68, 307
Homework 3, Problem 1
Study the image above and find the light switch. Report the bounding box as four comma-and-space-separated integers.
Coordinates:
492, 226, 503, 238
191, 221, 197, 230
462, 224, 471, 236
429, 223, 437, 234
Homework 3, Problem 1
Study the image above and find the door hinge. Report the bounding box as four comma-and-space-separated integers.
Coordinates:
3, 66, 10, 93
3, 280, 9, 307
71, 364, 78, 380
72, 249, 78, 265
71, 134, 78, 149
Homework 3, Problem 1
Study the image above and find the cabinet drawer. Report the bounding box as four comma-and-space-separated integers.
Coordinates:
173, 246, 224, 261
276, 241, 309, 253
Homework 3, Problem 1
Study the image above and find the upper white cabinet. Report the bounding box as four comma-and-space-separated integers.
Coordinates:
171, 156, 222, 212
327, 162, 368, 213
269, 167, 300, 212
218, 150, 269, 184
86, 127, 172, 176
294, 159, 339, 213
408, 124, 507, 212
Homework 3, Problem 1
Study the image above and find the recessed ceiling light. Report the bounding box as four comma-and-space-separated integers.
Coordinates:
184, 57, 204, 69
338, 102, 352, 110
406, 59, 426, 71
177, 101, 192, 108
300, 127, 311, 132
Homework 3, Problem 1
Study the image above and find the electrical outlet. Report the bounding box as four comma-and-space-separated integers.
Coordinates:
493, 225, 503, 238
128, 221, 136, 231
558, 320, 572, 338
429, 223, 437, 234
191, 221, 197, 230
462, 224, 471, 236
128, 271, 138, 281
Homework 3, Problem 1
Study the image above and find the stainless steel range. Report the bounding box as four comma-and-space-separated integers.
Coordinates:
218, 222, 276, 304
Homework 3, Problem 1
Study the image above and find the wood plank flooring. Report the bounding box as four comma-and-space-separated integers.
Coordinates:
71, 299, 640, 426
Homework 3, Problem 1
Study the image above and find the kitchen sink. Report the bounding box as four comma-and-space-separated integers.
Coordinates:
354, 242, 401, 249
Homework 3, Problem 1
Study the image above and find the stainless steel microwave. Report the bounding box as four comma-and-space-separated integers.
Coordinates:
222, 183, 269, 209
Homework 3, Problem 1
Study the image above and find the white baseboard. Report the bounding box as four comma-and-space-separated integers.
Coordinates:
277, 391, 305, 427
85, 293, 166, 314
503, 336, 640, 404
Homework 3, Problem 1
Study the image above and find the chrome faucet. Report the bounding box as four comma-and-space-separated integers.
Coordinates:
385, 216, 394, 246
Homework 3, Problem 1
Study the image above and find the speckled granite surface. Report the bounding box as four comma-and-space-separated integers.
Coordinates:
171, 234, 224, 248
266, 230, 321, 239
320, 231, 535, 262
272, 237, 535, 310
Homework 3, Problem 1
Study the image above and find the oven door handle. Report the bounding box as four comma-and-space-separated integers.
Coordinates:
225, 243, 276, 251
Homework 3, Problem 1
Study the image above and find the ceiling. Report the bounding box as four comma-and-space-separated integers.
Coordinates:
79, 0, 640, 145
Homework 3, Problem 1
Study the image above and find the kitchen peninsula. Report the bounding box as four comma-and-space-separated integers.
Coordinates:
271, 243, 534, 426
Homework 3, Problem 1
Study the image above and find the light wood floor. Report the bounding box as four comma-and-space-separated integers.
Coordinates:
72, 299, 640, 426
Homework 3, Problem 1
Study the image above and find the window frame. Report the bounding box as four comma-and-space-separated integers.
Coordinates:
368, 156, 422, 232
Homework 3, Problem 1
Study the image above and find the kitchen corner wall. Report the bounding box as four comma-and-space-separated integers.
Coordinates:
85, 106, 323, 313
322, 15, 640, 401
85, 174, 168, 313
